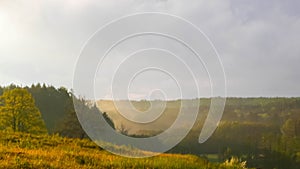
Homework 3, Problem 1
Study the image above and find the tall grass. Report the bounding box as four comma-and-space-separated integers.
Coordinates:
0, 131, 249, 169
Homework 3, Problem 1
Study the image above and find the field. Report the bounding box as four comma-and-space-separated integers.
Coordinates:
0, 131, 248, 169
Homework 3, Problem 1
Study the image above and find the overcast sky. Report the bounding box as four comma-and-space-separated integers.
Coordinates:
0, 0, 299, 98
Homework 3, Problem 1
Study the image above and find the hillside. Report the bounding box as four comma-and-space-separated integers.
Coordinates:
97, 98, 300, 134
0, 131, 248, 169
97, 98, 300, 169
1, 85, 299, 168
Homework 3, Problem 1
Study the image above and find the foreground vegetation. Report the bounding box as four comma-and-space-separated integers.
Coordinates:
0, 131, 249, 169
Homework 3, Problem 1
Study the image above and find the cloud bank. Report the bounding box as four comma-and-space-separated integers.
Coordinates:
0, 0, 299, 98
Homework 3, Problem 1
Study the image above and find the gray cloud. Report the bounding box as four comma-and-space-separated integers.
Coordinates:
0, 0, 299, 97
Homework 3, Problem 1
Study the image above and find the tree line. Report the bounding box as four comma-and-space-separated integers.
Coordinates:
0, 84, 115, 138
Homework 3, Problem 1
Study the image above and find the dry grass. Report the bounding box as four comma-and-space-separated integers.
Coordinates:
0, 131, 249, 169
0, 131, 213, 169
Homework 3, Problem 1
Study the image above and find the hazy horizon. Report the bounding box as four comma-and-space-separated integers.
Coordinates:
1, 82, 300, 99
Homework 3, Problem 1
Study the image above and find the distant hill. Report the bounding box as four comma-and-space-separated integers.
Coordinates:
97, 98, 300, 169
97, 97, 300, 134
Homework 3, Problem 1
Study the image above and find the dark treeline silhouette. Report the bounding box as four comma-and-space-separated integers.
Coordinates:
0, 83, 115, 139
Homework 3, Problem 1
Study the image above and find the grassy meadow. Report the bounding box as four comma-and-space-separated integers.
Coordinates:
0, 131, 248, 169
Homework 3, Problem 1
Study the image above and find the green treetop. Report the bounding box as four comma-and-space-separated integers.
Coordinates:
0, 88, 47, 134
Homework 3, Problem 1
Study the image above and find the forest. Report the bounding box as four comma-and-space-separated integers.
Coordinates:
97, 98, 300, 169
172, 98, 300, 169
0, 84, 299, 169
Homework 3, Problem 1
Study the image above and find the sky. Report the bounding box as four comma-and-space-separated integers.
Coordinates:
0, 0, 300, 99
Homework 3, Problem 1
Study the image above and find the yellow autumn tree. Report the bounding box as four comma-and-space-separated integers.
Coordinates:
0, 88, 47, 134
